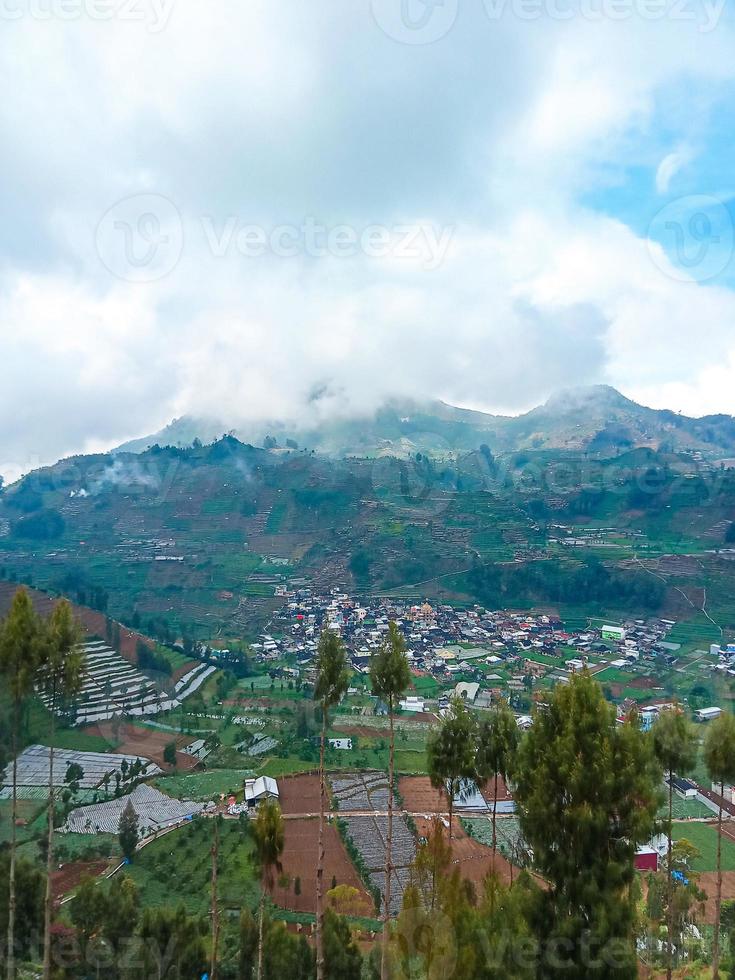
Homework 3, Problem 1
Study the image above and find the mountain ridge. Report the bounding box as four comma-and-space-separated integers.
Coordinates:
115, 385, 735, 459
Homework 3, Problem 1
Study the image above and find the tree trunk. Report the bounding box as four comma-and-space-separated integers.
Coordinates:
43, 692, 57, 980
316, 707, 326, 980
210, 819, 220, 980
491, 771, 498, 875
448, 782, 454, 841
713, 782, 724, 979
666, 769, 674, 980
7, 700, 19, 980
490, 770, 499, 915
381, 700, 395, 980
256, 890, 265, 980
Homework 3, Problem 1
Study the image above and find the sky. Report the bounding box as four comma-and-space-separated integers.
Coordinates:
1, 0, 735, 481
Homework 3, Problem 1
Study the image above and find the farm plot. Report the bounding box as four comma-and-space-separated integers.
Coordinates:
341, 815, 416, 914
279, 773, 323, 815
414, 815, 521, 888
464, 816, 530, 869
62, 783, 204, 835
128, 817, 259, 914
51, 860, 109, 902
0, 745, 160, 793
152, 769, 254, 801
330, 770, 391, 811
698, 872, 735, 923
41, 640, 165, 724
268, 817, 374, 916
330, 772, 416, 914
85, 721, 199, 772
399, 776, 445, 813
399, 775, 513, 814
36, 640, 216, 725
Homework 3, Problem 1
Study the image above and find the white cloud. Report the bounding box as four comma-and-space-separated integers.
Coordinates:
655, 145, 696, 193
1, 2, 735, 479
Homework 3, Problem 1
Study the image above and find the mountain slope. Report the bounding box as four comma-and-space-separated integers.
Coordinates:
116, 386, 735, 459
4, 431, 735, 638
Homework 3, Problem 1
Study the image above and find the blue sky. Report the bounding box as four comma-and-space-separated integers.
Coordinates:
1, 0, 735, 479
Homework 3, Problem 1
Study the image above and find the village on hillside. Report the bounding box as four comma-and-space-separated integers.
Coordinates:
3, 581, 735, 965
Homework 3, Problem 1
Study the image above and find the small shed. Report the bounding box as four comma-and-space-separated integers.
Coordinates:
244, 776, 279, 808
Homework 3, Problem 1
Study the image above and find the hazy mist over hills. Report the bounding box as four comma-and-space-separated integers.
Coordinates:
115, 385, 735, 460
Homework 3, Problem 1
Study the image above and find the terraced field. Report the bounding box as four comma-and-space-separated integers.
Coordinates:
330, 771, 416, 914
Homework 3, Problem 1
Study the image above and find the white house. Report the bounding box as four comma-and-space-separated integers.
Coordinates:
455, 682, 480, 702
695, 707, 723, 722
601, 625, 626, 642
244, 776, 279, 807
328, 738, 353, 751
399, 696, 426, 713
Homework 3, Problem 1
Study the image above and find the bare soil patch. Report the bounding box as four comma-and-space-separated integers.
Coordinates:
0, 583, 166, 666
84, 721, 198, 771
268, 817, 374, 916
413, 815, 521, 888
51, 860, 109, 903
399, 776, 446, 813
698, 871, 735, 923
399, 775, 511, 812
278, 772, 326, 815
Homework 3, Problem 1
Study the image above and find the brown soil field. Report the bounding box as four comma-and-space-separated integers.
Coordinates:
697, 871, 735, 923
171, 660, 201, 683
51, 860, 109, 903
399, 775, 512, 812
627, 676, 657, 690
0, 583, 197, 672
84, 721, 198, 771
268, 817, 374, 916
399, 776, 446, 812
279, 773, 327, 815
413, 815, 521, 888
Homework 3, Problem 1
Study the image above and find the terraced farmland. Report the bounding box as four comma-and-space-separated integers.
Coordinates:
0, 744, 160, 793
36, 640, 216, 725
330, 771, 416, 914
63, 783, 203, 835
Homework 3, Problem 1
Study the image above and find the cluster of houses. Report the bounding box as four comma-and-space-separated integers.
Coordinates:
262, 592, 557, 667
248, 592, 685, 708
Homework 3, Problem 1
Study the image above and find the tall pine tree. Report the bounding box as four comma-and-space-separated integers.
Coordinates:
652, 706, 697, 980
0, 589, 41, 980
370, 620, 410, 979
313, 629, 349, 980
704, 711, 735, 979
514, 672, 659, 978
